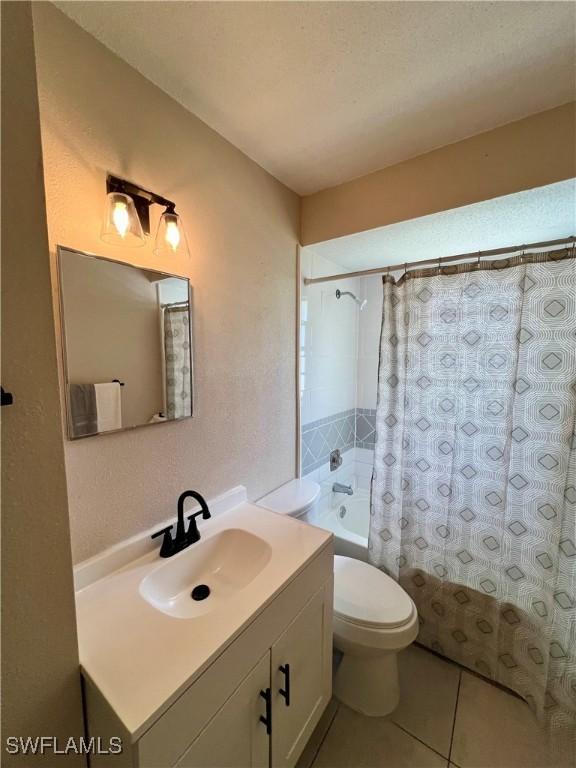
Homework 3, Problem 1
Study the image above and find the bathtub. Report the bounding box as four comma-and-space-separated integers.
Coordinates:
311, 487, 370, 561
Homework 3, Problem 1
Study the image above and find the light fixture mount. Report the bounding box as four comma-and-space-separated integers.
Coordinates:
106, 174, 176, 236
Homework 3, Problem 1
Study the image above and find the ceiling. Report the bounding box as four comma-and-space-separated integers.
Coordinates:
304, 179, 576, 271
55, 1, 575, 195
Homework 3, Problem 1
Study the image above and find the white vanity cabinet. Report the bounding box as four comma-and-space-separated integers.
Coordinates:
84, 542, 333, 768
271, 588, 329, 768
176, 587, 329, 768
175, 653, 270, 768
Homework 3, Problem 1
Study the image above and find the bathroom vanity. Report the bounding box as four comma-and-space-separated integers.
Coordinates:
75, 488, 333, 767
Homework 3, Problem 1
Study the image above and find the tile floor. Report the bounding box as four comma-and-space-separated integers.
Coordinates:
298, 644, 575, 768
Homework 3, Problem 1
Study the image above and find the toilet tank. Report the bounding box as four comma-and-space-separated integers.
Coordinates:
256, 478, 321, 522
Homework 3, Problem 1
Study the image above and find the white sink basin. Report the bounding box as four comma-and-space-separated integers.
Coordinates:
139, 528, 272, 619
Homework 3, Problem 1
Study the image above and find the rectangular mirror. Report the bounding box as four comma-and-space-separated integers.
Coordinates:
57, 246, 193, 439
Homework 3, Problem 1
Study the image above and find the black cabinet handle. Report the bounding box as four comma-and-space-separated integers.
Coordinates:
279, 664, 291, 707
259, 688, 271, 735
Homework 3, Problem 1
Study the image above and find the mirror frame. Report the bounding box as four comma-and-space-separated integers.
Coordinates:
56, 245, 194, 440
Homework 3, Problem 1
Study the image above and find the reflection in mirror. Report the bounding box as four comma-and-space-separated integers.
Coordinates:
58, 247, 193, 439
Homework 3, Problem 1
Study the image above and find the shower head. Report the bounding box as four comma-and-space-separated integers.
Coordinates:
336, 289, 368, 311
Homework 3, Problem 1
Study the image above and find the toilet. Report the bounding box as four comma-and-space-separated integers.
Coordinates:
257, 479, 418, 716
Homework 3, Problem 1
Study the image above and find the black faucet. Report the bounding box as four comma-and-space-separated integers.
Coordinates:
151, 490, 212, 558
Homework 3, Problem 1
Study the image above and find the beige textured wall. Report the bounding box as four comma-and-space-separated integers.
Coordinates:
32, 3, 299, 563
1, 2, 84, 762
301, 103, 576, 245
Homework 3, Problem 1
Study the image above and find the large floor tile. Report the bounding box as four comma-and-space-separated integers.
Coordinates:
393, 644, 461, 758
451, 672, 575, 768
313, 704, 447, 768
297, 698, 339, 768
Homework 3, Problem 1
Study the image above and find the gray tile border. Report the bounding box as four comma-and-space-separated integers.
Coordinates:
301, 407, 377, 472
302, 408, 357, 433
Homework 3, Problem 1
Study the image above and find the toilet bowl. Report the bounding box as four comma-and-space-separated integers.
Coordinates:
257, 479, 419, 717
332, 554, 418, 716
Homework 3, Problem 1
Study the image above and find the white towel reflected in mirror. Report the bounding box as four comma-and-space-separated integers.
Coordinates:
95, 382, 122, 432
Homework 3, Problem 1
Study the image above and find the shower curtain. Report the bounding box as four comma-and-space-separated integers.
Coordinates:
369, 248, 575, 732
163, 305, 192, 419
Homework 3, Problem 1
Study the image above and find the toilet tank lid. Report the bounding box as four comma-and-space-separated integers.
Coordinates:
256, 478, 320, 516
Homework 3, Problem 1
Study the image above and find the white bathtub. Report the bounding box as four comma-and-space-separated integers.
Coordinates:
311, 488, 370, 561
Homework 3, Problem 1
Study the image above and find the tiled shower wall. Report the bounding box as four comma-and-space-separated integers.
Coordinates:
301, 407, 377, 474
300, 250, 360, 427
300, 246, 383, 476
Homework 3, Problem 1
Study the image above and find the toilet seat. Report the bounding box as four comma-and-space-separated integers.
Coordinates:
333, 608, 419, 654
334, 555, 414, 629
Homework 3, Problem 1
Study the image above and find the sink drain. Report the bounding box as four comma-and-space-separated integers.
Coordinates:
191, 584, 210, 601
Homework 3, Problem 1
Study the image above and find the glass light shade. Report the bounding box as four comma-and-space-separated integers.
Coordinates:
101, 192, 145, 246
154, 210, 190, 259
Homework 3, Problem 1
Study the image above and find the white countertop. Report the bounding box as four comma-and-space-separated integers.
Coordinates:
75, 498, 332, 739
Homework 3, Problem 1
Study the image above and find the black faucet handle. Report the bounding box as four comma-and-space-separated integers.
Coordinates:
185, 513, 199, 539
151, 524, 175, 557
151, 523, 173, 539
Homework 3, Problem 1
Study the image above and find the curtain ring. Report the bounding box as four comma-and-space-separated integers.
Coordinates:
477, 251, 481, 268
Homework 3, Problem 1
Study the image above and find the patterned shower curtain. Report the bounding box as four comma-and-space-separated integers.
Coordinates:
369, 248, 575, 733
163, 305, 192, 419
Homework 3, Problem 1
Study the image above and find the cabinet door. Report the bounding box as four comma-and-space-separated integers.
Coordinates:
271, 581, 333, 768
176, 652, 271, 768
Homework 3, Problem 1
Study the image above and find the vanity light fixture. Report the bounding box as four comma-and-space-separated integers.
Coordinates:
154, 205, 190, 259
101, 190, 145, 246
101, 174, 190, 258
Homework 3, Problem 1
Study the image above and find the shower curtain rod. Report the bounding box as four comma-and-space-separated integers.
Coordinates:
161, 300, 189, 308
302, 235, 575, 285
